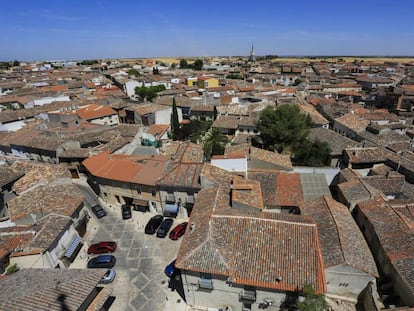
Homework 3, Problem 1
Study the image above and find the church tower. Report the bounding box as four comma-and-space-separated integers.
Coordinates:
249, 44, 256, 62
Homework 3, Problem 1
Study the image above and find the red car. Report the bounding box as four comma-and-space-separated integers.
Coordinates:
169, 222, 188, 240
87, 242, 117, 255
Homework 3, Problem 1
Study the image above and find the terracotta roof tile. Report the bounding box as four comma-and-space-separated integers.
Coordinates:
0, 269, 105, 311
176, 187, 326, 294
82, 151, 170, 186
276, 173, 303, 206
300, 196, 378, 276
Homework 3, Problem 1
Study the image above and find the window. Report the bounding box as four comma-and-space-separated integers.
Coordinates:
198, 273, 213, 290
151, 189, 156, 197
240, 286, 256, 303
136, 187, 142, 195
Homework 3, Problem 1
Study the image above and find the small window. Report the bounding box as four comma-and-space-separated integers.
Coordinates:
136, 187, 142, 194
151, 189, 156, 197
198, 273, 213, 290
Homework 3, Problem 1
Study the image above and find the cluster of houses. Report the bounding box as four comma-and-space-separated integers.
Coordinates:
0, 55, 414, 310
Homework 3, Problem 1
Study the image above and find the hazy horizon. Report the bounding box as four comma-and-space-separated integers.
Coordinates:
3, 0, 414, 61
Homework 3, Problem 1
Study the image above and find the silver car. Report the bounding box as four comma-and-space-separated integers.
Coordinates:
101, 269, 116, 284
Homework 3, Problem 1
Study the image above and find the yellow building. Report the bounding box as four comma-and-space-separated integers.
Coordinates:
186, 77, 198, 87
197, 76, 219, 89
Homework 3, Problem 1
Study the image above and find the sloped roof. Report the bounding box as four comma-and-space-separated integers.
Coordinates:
176, 187, 326, 293
0, 269, 105, 311
76, 103, 117, 120
309, 127, 361, 155
335, 112, 370, 133
82, 151, 170, 186
158, 163, 203, 189
300, 196, 378, 276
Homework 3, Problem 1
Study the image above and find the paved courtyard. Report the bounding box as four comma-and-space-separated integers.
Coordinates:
71, 195, 187, 311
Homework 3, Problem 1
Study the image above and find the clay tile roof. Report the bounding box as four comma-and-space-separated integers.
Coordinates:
309, 127, 362, 155
10, 161, 71, 195
250, 146, 293, 170
357, 198, 414, 263
335, 112, 370, 132
344, 147, 388, 164
0, 268, 105, 311
0, 165, 24, 188
76, 103, 117, 120
176, 187, 326, 294
158, 163, 203, 188
300, 196, 378, 276
82, 151, 170, 186
231, 175, 264, 210
276, 172, 303, 206
8, 183, 83, 223
211, 115, 239, 129
133, 103, 170, 115
146, 124, 169, 139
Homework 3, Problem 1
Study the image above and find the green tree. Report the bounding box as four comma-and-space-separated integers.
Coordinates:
293, 139, 331, 167
171, 97, 180, 140
257, 105, 311, 153
202, 127, 228, 160
193, 59, 203, 70
297, 284, 330, 311
179, 59, 188, 69
171, 63, 177, 69
135, 84, 166, 102
12, 60, 20, 67
128, 69, 140, 76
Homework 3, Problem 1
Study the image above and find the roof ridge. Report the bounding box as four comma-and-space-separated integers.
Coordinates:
322, 196, 346, 264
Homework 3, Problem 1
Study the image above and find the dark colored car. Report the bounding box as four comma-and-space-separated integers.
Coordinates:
91, 204, 106, 218
144, 215, 164, 234
100, 269, 116, 284
121, 204, 132, 220
164, 259, 178, 278
156, 218, 174, 238
169, 222, 188, 240
87, 255, 116, 268
87, 241, 117, 255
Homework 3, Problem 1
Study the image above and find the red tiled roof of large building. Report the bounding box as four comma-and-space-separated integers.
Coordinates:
176, 187, 326, 294
82, 151, 171, 186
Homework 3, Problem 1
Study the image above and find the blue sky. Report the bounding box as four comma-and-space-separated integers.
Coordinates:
2, 0, 414, 61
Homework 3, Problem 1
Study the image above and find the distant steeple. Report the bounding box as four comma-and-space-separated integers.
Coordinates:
249, 43, 256, 62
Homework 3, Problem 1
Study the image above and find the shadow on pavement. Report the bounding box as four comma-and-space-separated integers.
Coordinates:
168, 272, 186, 303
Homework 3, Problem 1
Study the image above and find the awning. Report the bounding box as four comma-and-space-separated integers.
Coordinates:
64, 235, 82, 259
164, 204, 179, 214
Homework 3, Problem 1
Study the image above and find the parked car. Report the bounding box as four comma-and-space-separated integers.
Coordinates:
100, 269, 116, 284
87, 242, 117, 255
164, 259, 178, 278
87, 255, 116, 268
91, 204, 106, 218
144, 215, 164, 234
169, 222, 188, 240
121, 204, 132, 220
156, 218, 174, 238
